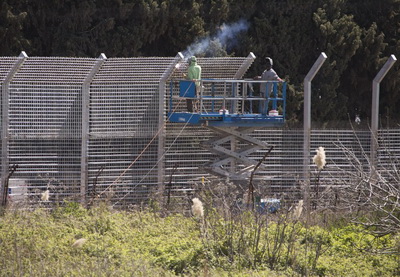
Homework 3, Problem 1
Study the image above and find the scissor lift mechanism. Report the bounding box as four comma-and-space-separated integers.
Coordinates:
168, 79, 286, 180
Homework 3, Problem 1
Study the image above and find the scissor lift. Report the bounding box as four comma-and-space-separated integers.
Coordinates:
168, 79, 286, 180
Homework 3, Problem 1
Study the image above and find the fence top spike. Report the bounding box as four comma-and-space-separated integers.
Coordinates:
373, 54, 397, 83
19, 51, 28, 58
177, 52, 184, 59
98, 53, 107, 59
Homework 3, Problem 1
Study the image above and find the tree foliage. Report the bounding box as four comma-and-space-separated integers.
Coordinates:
0, 0, 29, 55
1, 0, 399, 123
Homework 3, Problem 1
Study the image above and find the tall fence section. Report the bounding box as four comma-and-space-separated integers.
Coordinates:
0, 52, 398, 206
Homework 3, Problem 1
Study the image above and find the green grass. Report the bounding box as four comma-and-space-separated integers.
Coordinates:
0, 202, 398, 276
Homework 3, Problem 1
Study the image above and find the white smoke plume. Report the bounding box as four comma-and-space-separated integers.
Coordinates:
183, 19, 249, 58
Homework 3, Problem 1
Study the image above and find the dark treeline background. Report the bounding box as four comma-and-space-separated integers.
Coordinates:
1, 0, 399, 125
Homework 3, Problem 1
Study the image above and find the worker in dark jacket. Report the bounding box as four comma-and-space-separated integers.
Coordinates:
254, 57, 283, 114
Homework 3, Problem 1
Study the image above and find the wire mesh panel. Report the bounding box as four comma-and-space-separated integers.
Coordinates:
0, 57, 20, 182
378, 128, 400, 164
199, 57, 254, 79
165, 125, 215, 181
310, 129, 371, 189
250, 129, 304, 195
240, 129, 371, 198
7, 57, 97, 202
89, 57, 178, 204
377, 129, 400, 182
0, 57, 19, 80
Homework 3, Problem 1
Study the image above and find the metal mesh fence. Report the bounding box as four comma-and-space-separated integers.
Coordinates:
7, 57, 96, 202
377, 129, 400, 183
88, 57, 178, 203
0, 53, 399, 207
0, 56, 20, 179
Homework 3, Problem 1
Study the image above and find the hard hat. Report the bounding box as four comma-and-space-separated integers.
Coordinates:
265, 57, 273, 66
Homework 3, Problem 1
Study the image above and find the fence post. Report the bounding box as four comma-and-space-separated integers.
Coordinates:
81, 53, 107, 205
157, 52, 184, 199
234, 52, 256, 79
1, 51, 28, 205
303, 52, 327, 215
370, 55, 397, 176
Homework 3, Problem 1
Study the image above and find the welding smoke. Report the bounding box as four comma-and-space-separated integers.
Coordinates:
183, 19, 249, 58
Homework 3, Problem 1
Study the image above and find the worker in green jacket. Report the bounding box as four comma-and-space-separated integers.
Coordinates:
184, 56, 202, 112
186, 56, 201, 82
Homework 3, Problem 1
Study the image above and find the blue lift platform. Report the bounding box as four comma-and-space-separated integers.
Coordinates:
167, 79, 287, 180
168, 79, 286, 127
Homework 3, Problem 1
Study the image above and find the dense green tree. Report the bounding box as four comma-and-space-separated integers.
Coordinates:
243, 0, 322, 122
201, 0, 229, 29
312, 0, 363, 122
23, 0, 96, 56
145, 0, 206, 56
0, 0, 29, 55
340, 23, 387, 121
342, 0, 400, 123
